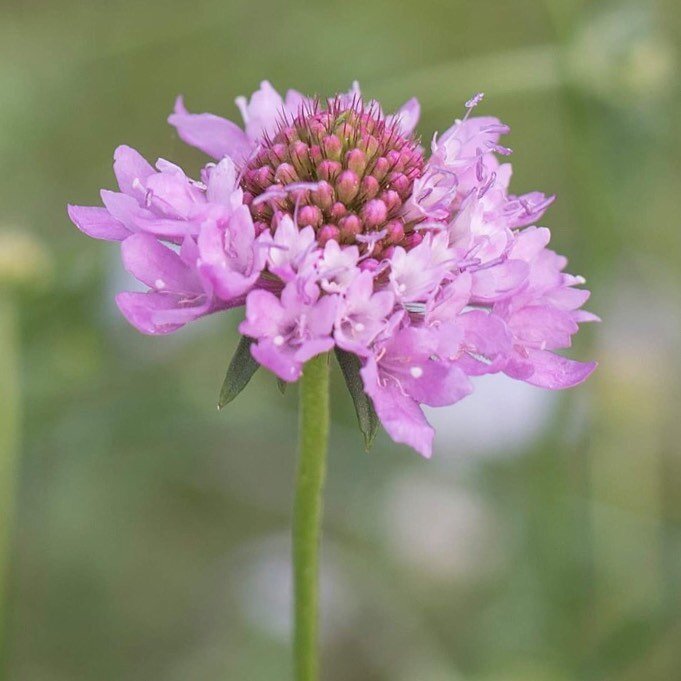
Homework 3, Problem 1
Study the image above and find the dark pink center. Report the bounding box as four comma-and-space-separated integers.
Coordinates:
240, 97, 425, 256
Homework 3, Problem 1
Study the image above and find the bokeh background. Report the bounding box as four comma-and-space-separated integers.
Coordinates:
1, 0, 680, 679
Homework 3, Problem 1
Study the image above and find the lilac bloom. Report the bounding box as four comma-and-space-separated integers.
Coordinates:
117, 233, 227, 335
361, 326, 473, 457
197, 204, 269, 303
70, 146, 218, 243
267, 215, 317, 282
70, 82, 597, 456
240, 282, 338, 382
389, 232, 455, 303
317, 240, 360, 294
334, 271, 395, 356
494, 227, 598, 388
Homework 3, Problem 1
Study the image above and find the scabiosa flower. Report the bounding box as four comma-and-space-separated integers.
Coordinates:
68, 81, 597, 458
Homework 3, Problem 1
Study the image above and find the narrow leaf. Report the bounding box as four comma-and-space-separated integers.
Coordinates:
217, 335, 260, 409
334, 348, 379, 451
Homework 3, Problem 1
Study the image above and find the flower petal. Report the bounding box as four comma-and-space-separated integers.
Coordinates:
67, 205, 130, 241
168, 96, 252, 161
361, 358, 434, 458
120, 233, 200, 292
523, 350, 597, 389
389, 97, 420, 135
113, 145, 154, 197
116, 291, 209, 335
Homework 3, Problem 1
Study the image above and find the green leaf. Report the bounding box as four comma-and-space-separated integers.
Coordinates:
217, 335, 260, 409
334, 348, 379, 451
276, 377, 288, 395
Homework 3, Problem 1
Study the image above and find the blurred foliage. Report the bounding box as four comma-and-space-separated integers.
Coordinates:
0, 0, 680, 679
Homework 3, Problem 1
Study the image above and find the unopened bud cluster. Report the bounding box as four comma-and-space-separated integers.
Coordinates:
241, 98, 425, 256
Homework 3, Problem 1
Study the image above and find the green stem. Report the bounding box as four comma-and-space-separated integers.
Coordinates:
0, 293, 20, 669
293, 353, 330, 681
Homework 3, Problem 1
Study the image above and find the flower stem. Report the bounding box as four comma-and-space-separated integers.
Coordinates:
0, 293, 20, 666
293, 352, 330, 681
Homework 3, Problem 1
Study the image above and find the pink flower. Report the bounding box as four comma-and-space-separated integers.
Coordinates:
69, 81, 597, 456
334, 271, 395, 356
239, 282, 337, 381
360, 326, 473, 457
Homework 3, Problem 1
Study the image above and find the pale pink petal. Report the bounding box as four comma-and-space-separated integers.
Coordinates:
67, 205, 130, 241
120, 233, 200, 292
523, 350, 597, 389
361, 359, 434, 458
113, 145, 154, 197
168, 96, 252, 161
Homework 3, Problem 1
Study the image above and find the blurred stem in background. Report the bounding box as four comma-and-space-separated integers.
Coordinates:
0, 292, 20, 672
293, 353, 330, 681
0, 231, 51, 675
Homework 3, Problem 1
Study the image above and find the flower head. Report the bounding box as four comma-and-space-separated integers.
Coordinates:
69, 81, 597, 457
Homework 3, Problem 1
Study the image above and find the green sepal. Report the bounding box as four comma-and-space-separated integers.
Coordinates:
277, 377, 288, 395
334, 348, 379, 451
217, 335, 260, 409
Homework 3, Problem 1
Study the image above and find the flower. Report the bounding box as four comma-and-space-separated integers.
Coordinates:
68, 82, 597, 457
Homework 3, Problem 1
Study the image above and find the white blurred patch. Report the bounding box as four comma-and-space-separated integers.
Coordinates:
425, 373, 556, 460
232, 535, 356, 644
382, 473, 502, 582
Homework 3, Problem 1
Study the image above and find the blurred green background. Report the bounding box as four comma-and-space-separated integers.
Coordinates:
1, 0, 680, 679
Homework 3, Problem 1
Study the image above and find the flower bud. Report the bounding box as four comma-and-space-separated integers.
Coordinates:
318, 224, 340, 245
339, 214, 362, 242
361, 199, 388, 228
372, 157, 390, 182
388, 172, 410, 197
322, 135, 342, 161
275, 163, 298, 184
346, 149, 367, 176
381, 190, 402, 214
0, 230, 52, 290
360, 175, 380, 200
386, 149, 402, 169
311, 181, 334, 210
335, 170, 360, 204
317, 159, 342, 182
268, 143, 288, 164
290, 141, 311, 174
330, 202, 348, 221
386, 219, 405, 244
298, 205, 323, 228
309, 145, 323, 166
281, 126, 299, 143
360, 134, 379, 158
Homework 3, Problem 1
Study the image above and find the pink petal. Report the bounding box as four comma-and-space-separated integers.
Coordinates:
391, 98, 420, 135
360, 359, 435, 458
116, 291, 208, 335
113, 145, 154, 197
250, 339, 301, 382
120, 233, 200, 292
524, 350, 597, 389
235, 81, 285, 141
405, 362, 473, 407
168, 96, 252, 161
67, 205, 130, 241
470, 260, 529, 302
